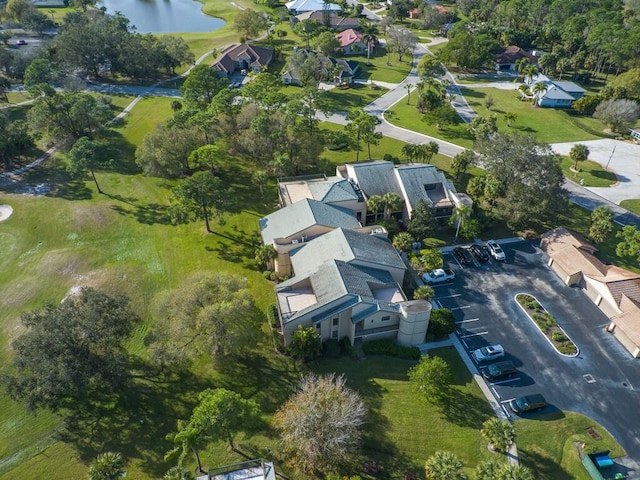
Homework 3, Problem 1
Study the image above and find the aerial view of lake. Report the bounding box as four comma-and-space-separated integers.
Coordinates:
97, 0, 225, 34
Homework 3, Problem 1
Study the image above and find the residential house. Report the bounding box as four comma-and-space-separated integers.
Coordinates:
291, 11, 361, 31
541, 227, 640, 357
336, 160, 472, 224
494, 45, 537, 71
336, 28, 367, 55
278, 174, 366, 222
197, 459, 276, 480
260, 198, 371, 276
277, 228, 431, 347
409, 7, 421, 19
212, 44, 274, 77
281, 49, 359, 85
286, 0, 341, 14
537, 81, 586, 108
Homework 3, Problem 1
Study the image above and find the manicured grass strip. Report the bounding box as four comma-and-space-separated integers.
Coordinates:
324, 83, 388, 112
558, 156, 617, 188
620, 199, 640, 215
313, 348, 494, 477
516, 410, 625, 480
358, 47, 413, 84
462, 87, 601, 144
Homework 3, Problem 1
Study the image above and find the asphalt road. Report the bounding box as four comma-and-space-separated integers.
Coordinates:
432, 240, 640, 469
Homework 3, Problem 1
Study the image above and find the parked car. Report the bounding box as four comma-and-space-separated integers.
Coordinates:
15, 39, 27, 46
481, 360, 516, 381
486, 240, 505, 261
453, 247, 470, 265
422, 268, 455, 285
471, 344, 505, 363
509, 394, 547, 414
229, 81, 242, 88
470, 244, 489, 262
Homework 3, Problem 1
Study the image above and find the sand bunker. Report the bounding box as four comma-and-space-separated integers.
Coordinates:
0, 205, 13, 222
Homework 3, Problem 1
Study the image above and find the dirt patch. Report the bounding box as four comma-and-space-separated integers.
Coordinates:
0, 204, 13, 222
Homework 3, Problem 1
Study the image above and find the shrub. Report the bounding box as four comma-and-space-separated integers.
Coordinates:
362, 338, 421, 360
263, 270, 272, 280
552, 331, 567, 342
428, 308, 456, 338
266, 304, 278, 327
525, 300, 540, 311
558, 343, 578, 355
269, 271, 279, 281
323, 339, 341, 357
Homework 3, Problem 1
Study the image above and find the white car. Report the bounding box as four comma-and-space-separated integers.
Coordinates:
471, 344, 505, 363
421, 268, 455, 285
486, 240, 505, 261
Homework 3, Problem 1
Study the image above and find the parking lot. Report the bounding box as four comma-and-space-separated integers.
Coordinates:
432, 240, 640, 464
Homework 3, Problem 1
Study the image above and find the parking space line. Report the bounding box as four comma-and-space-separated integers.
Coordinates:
460, 331, 488, 338
500, 398, 515, 404
456, 318, 479, 324
491, 386, 501, 399
438, 294, 462, 299
450, 306, 471, 310
434, 300, 442, 308
491, 377, 520, 385
501, 404, 511, 419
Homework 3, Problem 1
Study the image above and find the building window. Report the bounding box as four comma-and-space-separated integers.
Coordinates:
381, 315, 390, 322
332, 330, 338, 339
356, 211, 362, 221
332, 318, 339, 326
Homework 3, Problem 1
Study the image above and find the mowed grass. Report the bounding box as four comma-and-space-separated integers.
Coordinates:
313, 348, 495, 478
324, 83, 389, 112
558, 156, 617, 188
463, 87, 602, 144
357, 47, 413, 84
385, 98, 475, 149
516, 411, 625, 480
620, 199, 640, 215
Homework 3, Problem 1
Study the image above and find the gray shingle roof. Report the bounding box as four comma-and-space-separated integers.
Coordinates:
347, 161, 400, 198
307, 178, 360, 203
540, 84, 575, 101
290, 227, 405, 277
260, 198, 360, 244
394, 164, 450, 212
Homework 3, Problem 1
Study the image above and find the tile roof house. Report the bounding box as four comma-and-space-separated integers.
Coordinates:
278, 174, 366, 221
291, 11, 361, 30
260, 198, 378, 276
336, 160, 472, 224
494, 45, 537, 71
286, 0, 342, 14
281, 49, 359, 85
336, 28, 367, 55
541, 227, 640, 357
277, 235, 431, 347
537, 81, 586, 108
212, 44, 274, 77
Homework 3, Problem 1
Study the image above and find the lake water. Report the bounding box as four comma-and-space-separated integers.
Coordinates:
97, 0, 225, 34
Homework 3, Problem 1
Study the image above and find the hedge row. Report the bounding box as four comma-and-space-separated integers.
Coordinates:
362, 338, 421, 360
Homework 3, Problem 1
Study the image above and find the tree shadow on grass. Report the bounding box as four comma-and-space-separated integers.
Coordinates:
518, 446, 574, 480
59, 359, 212, 478
210, 227, 261, 267
436, 387, 494, 429
97, 129, 140, 176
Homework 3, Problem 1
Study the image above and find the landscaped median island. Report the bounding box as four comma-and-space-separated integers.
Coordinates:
515, 294, 579, 356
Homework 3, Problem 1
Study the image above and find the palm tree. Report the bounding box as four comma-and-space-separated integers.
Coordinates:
165, 421, 207, 474
424, 451, 467, 480
360, 22, 379, 65
481, 417, 515, 452
255, 244, 277, 270
381, 191, 403, 221
164, 466, 192, 480
570, 144, 590, 170
405, 83, 414, 104
402, 143, 418, 161
504, 112, 517, 127
424, 141, 439, 164
514, 58, 530, 81
518, 83, 532, 99
366, 195, 385, 222
531, 81, 548, 106
416, 80, 425, 97
88, 452, 125, 480
522, 64, 538, 85
451, 204, 472, 243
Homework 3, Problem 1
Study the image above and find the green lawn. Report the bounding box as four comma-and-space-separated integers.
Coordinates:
313, 349, 495, 478
385, 98, 475, 149
558, 156, 617, 188
516, 411, 625, 480
462, 87, 604, 144
357, 47, 413, 84
620, 199, 640, 215
324, 83, 388, 112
